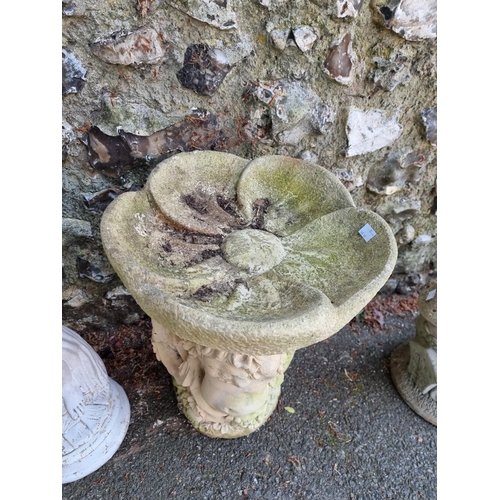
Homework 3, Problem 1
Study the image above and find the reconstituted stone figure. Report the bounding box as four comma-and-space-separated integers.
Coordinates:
62, 325, 130, 483
390, 279, 437, 425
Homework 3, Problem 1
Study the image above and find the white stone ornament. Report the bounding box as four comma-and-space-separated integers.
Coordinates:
62, 325, 130, 483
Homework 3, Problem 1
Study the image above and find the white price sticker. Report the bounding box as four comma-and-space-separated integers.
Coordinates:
426, 289, 436, 301
359, 223, 376, 242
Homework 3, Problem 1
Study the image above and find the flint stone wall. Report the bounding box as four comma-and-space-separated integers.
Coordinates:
62, 0, 437, 333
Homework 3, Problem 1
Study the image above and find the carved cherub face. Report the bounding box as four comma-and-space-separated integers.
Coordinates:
201, 351, 285, 389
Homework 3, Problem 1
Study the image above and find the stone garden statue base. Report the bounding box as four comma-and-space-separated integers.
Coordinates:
390, 279, 437, 426
152, 319, 294, 438
101, 152, 397, 438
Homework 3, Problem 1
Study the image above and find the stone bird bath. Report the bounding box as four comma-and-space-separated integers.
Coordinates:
101, 151, 397, 438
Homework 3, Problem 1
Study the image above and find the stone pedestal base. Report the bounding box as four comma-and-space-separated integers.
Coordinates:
62, 326, 131, 483
62, 380, 130, 483
390, 342, 437, 426
151, 319, 294, 438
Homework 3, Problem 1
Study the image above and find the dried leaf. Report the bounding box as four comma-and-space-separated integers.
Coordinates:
373, 309, 384, 326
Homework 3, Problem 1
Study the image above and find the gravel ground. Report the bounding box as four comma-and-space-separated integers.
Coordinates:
62, 297, 437, 500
